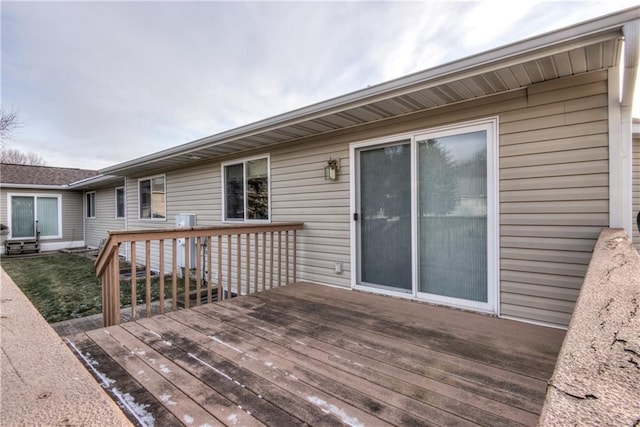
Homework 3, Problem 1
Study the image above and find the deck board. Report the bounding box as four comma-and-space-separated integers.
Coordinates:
66, 283, 565, 426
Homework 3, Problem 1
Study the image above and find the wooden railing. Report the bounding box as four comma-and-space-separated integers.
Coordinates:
95, 222, 304, 327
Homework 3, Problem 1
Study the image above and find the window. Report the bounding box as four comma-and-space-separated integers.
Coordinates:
86, 192, 96, 218
223, 156, 269, 221
139, 175, 166, 219
8, 194, 61, 239
115, 187, 125, 218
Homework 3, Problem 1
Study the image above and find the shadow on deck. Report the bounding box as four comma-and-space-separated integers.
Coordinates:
66, 283, 565, 426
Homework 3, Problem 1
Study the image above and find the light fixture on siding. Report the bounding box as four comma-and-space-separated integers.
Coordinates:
324, 157, 339, 181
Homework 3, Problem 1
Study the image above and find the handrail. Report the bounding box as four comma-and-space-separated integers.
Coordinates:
96, 222, 303, 327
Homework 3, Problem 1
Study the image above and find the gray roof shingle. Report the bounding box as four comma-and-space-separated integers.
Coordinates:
0, 163, 99, 186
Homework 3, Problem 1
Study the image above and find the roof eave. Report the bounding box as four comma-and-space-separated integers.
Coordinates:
99, 6, 639, 176
0, 183, 70, 190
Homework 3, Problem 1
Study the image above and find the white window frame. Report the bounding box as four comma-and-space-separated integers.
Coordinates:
7, 193, 63, 240
349, 117, 499, 315
115, 187, 125, 219
221, 154, 271, 223
86, 191, 96, 219
138, 174, 167, 221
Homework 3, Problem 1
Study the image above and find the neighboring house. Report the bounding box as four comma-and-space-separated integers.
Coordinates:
0, 163, 99, 253
0, 164, 126, 254
9, 8, 640, 330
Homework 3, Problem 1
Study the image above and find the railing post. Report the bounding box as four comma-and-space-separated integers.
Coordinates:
293, 229, 297, 284
130, 241, 137, 321
145, 240, 151, 317
98, 240, 122, 327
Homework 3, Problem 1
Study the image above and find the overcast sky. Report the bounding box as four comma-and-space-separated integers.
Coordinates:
2, 1, 639, 170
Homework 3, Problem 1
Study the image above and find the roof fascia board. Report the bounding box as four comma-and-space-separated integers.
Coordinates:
100, 6, 639, 176
67, 174, 124, 189
0, 183, 70, 190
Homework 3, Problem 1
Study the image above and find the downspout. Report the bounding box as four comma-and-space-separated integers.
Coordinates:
609, 20, 639, 237
621, 20, 639, 238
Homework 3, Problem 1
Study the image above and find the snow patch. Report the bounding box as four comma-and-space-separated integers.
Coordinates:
256, 326, 282, 337
159, 364, 171, 374
148, 330, 162, 339
159, 393, 177, 406
188, 353, 232, 381
306, 396, 363, 427
66, 339, 155, 427
226, 413, 238, 425
163, 340, 173, 346
183, 414, 194, 424
210, 336, 242, 353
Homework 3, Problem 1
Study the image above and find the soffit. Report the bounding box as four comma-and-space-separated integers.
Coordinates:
103, 28, 625, 177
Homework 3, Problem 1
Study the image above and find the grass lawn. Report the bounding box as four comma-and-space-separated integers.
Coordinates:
2, 253, 181, 323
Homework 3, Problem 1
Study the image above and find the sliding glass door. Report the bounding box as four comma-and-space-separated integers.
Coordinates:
353, 119, 496, 313
357, 141, 412, 292
417, 131, 488, 303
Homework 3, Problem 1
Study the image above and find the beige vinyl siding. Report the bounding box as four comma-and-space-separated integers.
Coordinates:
85, 187, 125, 249
124, 163, 221, 273
499, 70, 609, 327
117, 70, 609, 328
271, 141, 351, 287
0, 188, 84, 246
633, 136, 640, 252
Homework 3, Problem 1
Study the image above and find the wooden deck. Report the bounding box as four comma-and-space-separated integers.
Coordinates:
66, 283, 565, 426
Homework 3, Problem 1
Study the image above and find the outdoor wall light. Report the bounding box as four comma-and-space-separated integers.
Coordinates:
324, 157, 339, 181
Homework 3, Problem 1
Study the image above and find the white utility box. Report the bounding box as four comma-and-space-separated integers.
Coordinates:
176, 214, 197, 269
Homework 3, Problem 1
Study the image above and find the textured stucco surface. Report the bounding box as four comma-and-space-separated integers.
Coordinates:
539, 228, 640, 425
0, 267, 131, 426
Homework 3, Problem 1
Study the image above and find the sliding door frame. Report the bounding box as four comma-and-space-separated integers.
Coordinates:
349, 117, 500, 314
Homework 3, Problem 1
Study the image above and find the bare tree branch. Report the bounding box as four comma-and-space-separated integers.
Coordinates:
1, 147, 47, 166
0, 109, 22, 139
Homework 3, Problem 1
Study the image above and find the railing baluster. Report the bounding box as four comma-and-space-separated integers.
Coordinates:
145, 240, 151, 318
237, 234, 241, 296
172, 239, 177, 312
269, 231, 274, 289
159, 239, 165, 315
195, 237, 202, 306
293, 230, 297, 283
278, 231, 282, 287
245, 233, 250, 296
207, 236, 212, 305
184, 237, 190, 309
217, 235, 222, 301
130, 241, 137, 320
227, 235, 232, 299
261, 232, 266, 292
254, 232, 258, 293
285, 230, 290, 285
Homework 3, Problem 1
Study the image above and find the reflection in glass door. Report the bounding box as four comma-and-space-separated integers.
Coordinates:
357, 142, 412, 292
418, 131, 488, 302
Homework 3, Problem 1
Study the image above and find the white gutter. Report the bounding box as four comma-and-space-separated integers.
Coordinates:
67, 174, 124, 189
0, 183, 69, 190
